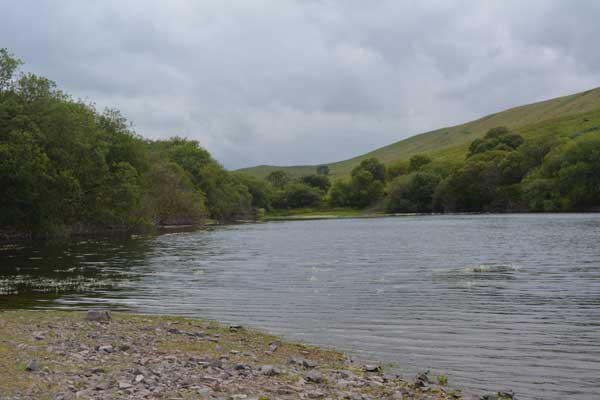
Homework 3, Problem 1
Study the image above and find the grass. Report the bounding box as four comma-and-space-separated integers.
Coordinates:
236, 87, 600, 179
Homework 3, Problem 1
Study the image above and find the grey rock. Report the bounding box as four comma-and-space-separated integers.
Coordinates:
86, 310, 111, 322
33, 331, 46, 340
305, 370, 324, 384
363, 364, 383, 373
118, 381, 133, 389
26, 359, 39, 372
260, 365, 281, 376
98, 345, 113, 353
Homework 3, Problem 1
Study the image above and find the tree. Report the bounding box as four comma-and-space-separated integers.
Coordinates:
328, 180, 351, 207
387, 172, 441, 213
352, 158, 386, 182
408, 154, 432, 172
316, 165, 330, 176
301, 174, 331, 192
0, 48, 22, 92
266, 170, 291, 189
468, 126, 524, 157
234, 173, 274, 211
284, 183, 322, 208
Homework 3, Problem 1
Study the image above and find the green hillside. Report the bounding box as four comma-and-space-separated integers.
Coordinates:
237, 87, 600, 179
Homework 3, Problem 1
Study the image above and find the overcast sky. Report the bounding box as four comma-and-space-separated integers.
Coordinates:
2, 1, 600, 169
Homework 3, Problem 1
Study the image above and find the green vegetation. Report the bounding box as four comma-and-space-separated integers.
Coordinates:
259, 126, 599, 215
0, 49, 264, 236
237, 87, 600, 179
2, 47, 599, 238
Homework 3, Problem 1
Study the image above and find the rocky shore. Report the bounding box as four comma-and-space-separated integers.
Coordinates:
0, 310, 512, 400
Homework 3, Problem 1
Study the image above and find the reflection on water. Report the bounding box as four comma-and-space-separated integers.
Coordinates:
1, 214, 600, 400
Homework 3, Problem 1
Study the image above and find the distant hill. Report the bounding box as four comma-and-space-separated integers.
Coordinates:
236, 87, 600, 179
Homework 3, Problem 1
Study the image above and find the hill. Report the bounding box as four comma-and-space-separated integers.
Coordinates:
236, 87, 600, 179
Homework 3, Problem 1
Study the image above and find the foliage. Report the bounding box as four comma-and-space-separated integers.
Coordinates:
283, 183, 323, 209
0, 49, 263, 233
352, 158, 386, 182
316, 165, 330, 175
266, 170, 291, 189
408, 154, 432, 172
387, 172, 441, 213
301, 174, 331, 192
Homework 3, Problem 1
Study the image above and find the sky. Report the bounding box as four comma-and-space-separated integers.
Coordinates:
2, 0, 600, 169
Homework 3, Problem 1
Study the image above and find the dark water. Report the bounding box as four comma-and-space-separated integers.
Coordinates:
1, 214, 599, 399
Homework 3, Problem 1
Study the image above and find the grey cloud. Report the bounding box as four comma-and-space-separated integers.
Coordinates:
1, 0, 599, 168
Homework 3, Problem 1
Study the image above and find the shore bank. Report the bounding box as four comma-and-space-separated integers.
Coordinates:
0, 310, 506, 400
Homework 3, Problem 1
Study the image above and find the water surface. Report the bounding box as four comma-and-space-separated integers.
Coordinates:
1, 214, 599, 399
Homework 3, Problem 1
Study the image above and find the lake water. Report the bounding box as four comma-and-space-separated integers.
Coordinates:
1, 214, 599, 399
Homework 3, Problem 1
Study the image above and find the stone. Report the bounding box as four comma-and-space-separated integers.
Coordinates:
118, 381, 133, 390
305, 370, 324, 384
135, 374, 145, 383
118, 344, 131, 352
98, 345, 113, 353
363, 364, 383, 373
229, 324, 242, 331
33, 331, 46, 340
26, 359, 39, 372
86, 310, 111, 322
260, 365, 281, 376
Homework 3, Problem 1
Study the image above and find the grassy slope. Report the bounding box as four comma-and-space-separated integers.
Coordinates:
237, 87, 600, 179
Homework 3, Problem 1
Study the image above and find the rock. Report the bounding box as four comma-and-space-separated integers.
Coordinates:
229, 324, 242, 332
260, 365, 281, 376
135, 374, 145, 383
289, 357, 318, 368
86, 310, 111, 322
268, 341, 280, 352
118, 381, 133, 390
33, 331, 46, 340
307, 390, 326, 398
26, 359, 39, 372
118, 344, 131, 352
91, 367, 105, 374
98, 345, 113, 353
167, 327, 182, 334
414, 370, 430, 388
363, 364, 383, 373
305, 370, 324, 384
234, 363, 249, 370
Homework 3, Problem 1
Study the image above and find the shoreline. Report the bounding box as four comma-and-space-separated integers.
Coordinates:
0, 310, 506, 400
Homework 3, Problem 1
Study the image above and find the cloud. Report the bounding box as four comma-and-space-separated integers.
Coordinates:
2, 0, 599, 168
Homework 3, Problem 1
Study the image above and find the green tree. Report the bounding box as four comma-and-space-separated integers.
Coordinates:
316, 165, 330, 176
0, 48, 22, 91
387, 172, 441, 213
266, 170, 291, 189
301, 174, 331, 192
352, 158, 386, 182
284, 183, 322, 208
408, 154, 432, 172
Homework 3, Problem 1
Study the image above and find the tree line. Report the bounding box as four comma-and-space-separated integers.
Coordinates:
263, 126, 600, 213
0, 49, 259, 235
2, 48, 598, 238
